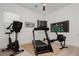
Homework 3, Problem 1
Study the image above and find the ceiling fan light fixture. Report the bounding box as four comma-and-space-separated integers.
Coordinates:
43, 3, 47, 11
43, 6, 45, 11
43, 3, 47, 6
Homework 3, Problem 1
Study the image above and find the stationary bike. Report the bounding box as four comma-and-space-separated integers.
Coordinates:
2, 21, 24, 56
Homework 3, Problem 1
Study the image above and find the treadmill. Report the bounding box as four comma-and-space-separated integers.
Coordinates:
32, 28, 53, 55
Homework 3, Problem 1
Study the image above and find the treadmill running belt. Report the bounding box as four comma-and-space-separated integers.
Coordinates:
35, 40, 47, 47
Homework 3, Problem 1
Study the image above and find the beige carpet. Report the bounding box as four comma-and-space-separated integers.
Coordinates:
0, 50, 14, 56
22, 42, 65, 56
0, 42, 79, 56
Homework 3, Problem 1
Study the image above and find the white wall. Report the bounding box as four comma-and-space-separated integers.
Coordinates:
0, 3, 43, 49
3, 11, 21, 23
46, 4, 79, 47
0, 10, 8, 49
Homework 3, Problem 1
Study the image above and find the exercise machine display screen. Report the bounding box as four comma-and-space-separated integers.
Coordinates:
37, 20, 47, 29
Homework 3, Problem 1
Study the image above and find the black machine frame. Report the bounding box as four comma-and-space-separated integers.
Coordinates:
32, 28, 53, 55
2, 21, 24, 56
49, 32, 68, 49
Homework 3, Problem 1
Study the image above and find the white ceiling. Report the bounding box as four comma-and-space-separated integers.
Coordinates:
17, 3, 72, 14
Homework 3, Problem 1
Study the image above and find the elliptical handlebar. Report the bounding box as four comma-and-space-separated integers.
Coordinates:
6, 23, 13, 29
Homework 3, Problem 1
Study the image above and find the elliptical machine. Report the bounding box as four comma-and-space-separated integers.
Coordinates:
2, 21, 24, 56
